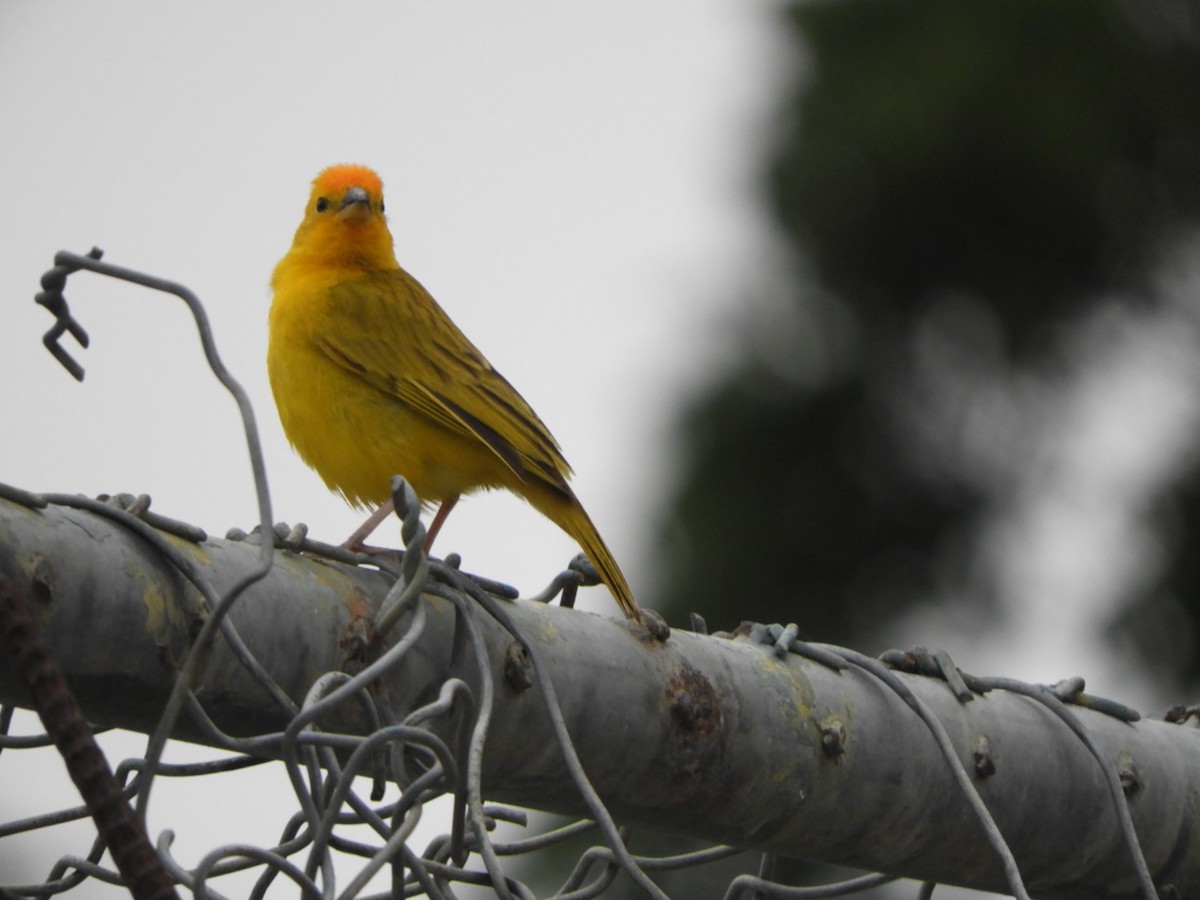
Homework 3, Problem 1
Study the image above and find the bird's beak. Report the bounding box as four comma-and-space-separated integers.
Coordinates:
339, 187, 371, 216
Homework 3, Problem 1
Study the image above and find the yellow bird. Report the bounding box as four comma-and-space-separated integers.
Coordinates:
268, 164, 641, 623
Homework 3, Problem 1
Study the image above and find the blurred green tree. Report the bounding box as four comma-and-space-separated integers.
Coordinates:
658, 0, 1200, 672
597, 2, 1200, 895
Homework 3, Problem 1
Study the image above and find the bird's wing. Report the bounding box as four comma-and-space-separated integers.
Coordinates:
315, 271, 574, 492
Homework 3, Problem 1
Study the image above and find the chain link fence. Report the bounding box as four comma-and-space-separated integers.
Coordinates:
1, 251, 1196, 898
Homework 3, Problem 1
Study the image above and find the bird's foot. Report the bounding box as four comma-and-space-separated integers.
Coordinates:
341, 538, 403, 563
638, 608, 670, 642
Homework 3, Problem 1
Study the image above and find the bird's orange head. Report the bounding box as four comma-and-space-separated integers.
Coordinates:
277, 164, 399, 277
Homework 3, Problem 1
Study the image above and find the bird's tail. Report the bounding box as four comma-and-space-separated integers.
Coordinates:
551, 496, 643, 624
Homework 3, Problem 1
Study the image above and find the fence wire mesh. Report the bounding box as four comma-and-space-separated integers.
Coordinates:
0, 250, 1191, 899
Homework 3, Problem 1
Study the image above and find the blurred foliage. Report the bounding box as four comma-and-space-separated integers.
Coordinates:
772, 0, 1200, 336
656, 0, 1200, 667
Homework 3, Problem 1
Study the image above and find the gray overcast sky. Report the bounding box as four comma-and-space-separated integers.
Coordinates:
0, 2, 783, 607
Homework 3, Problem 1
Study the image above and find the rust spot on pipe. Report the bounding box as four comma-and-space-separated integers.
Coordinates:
504, 641, 534, 693
665, 665, 721, 736
340, 587, 374, 670
26, 554, 56, 606
661, 664, 726, 790
818, 715, 846, 760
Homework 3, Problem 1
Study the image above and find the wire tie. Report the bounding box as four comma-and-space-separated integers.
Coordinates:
0, 481, 48, 510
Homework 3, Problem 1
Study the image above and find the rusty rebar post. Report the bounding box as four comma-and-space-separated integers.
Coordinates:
0, 574, 179, 900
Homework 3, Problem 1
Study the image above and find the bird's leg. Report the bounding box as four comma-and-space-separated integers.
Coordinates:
342, 500, 395, 553
342, 494, 459, 555
423, 494, 459, 552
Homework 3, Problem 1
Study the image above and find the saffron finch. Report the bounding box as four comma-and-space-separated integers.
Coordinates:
268, 164, 642, 623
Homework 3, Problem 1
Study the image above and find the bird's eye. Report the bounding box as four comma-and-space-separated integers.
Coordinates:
315, 197, 329, 213
380, 200, 385, 213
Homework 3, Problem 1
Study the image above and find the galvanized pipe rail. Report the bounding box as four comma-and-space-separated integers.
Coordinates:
1, 493, 1197, 898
